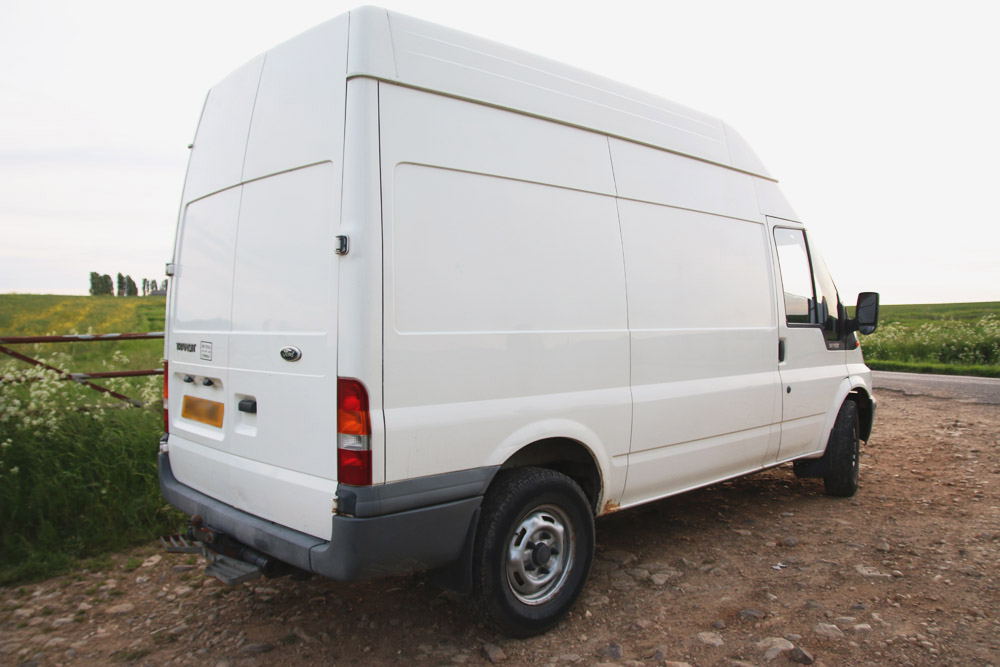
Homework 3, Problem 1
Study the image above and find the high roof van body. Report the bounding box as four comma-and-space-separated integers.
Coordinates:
160, 7, 880, 636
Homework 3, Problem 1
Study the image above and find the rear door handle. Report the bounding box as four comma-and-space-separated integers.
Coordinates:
238, 399, 257, 414
778, 339, 786, 362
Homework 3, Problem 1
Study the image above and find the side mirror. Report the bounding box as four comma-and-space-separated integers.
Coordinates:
850, 292, 880, 335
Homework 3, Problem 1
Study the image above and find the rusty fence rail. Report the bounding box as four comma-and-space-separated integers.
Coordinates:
0, 332, 164, 407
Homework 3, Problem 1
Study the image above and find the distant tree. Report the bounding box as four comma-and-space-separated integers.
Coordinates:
150, 279, 158, 293
162, 279, 168, 293
100, 274, 114, 296
89, 272, 102, 295
125, 275, 138, 297
116, 273, 126, 297
142, 278, 149, 296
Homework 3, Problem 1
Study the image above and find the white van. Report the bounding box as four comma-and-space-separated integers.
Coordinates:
160, 7, 880, 636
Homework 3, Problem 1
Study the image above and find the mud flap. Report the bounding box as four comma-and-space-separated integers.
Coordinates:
428, 507, 480, 594
792, 453, 832, 478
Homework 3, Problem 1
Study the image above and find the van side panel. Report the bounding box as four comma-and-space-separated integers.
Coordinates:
608, 138, 758, 220
381, 11, 738, 172
613, 142, 781, 507
379, 84, 630, 499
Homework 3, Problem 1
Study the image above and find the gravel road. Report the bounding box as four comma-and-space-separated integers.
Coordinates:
2, 390, 998, 666
873, 371, 1000, 405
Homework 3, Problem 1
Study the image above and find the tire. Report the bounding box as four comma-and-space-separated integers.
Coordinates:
824, 400, 861, 497
472, 467, 594, 637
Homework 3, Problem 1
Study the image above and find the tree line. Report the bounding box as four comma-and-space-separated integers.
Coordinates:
89, 272, 167, 297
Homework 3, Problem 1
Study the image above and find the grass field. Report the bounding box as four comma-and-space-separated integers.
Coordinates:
0, 294, 177, 583
861, 302, 999, 377
0, 294, 165, 373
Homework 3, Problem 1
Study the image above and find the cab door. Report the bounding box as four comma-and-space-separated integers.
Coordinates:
770, 219, 848, 461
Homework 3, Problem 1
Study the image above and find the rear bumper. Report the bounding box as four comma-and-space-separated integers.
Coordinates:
158, 452, 495, 581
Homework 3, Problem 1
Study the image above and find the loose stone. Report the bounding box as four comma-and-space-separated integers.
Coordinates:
597, 642, 623, 660
738, 608, 766, 622
789, 647, 816, 664
696, 632, 724, 648
813, 622, 845, 640
239, 643, 274, 654
482, 643, 507, 663
602, 550, 638, 565
855, 565, 892, 578
757, 637, 794, 660
106, 602, 135, 616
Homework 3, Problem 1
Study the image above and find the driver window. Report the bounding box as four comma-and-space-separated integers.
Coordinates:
773, 228, 815, 325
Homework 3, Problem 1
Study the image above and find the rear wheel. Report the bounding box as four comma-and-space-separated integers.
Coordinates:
824, 400, 861, 497
472, 467, 594, 637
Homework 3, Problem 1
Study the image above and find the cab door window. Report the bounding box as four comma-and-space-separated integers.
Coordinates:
774, 228, 815, 324
773, 227, 843, 347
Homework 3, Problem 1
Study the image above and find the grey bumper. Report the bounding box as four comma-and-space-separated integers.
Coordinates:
158, 453, 497, 581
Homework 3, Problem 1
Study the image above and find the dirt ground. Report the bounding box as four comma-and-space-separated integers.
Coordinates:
1, 390, 998, 667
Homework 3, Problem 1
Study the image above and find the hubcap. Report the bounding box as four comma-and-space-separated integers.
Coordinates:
506, 504, 575, 605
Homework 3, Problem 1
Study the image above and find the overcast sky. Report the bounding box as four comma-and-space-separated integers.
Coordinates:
1, 0, 998, 304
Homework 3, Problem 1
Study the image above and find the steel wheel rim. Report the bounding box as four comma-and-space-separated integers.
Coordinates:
505, 504, 575, 605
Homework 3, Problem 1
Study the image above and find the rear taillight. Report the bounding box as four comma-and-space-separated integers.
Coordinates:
337, 377, 371, 486
163, 361, 169, 434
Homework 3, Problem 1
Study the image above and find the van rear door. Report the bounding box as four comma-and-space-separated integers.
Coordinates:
167, 15, 349, 539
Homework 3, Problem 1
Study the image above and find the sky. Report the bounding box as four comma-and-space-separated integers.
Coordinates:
1, 0, 998, 305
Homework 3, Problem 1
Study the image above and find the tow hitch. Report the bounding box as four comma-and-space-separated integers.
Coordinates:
160, 515, 291, 586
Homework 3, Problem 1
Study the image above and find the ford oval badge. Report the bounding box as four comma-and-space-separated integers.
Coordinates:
280, 346, 302, 362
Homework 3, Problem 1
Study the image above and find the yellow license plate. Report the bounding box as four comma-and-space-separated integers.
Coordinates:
181, 396, 225, 428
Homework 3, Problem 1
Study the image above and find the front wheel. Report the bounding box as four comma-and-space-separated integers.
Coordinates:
824, 400, 861, 497
472, 467, 594, 637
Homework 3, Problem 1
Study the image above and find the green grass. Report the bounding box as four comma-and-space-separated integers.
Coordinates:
860, 301, 999, 377
877, 301, 998, 324
0, 294, 165, 376
0, 294, 179, 584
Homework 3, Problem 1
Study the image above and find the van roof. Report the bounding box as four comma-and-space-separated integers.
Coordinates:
344, 6, 774, 180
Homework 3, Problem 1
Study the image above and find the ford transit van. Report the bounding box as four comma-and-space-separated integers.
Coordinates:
159, 7, 880, 636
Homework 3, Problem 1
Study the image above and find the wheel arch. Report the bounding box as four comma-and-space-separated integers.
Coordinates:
817, 377, 875, 454
499, 438, 604, 515
845, 386, 875, 442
